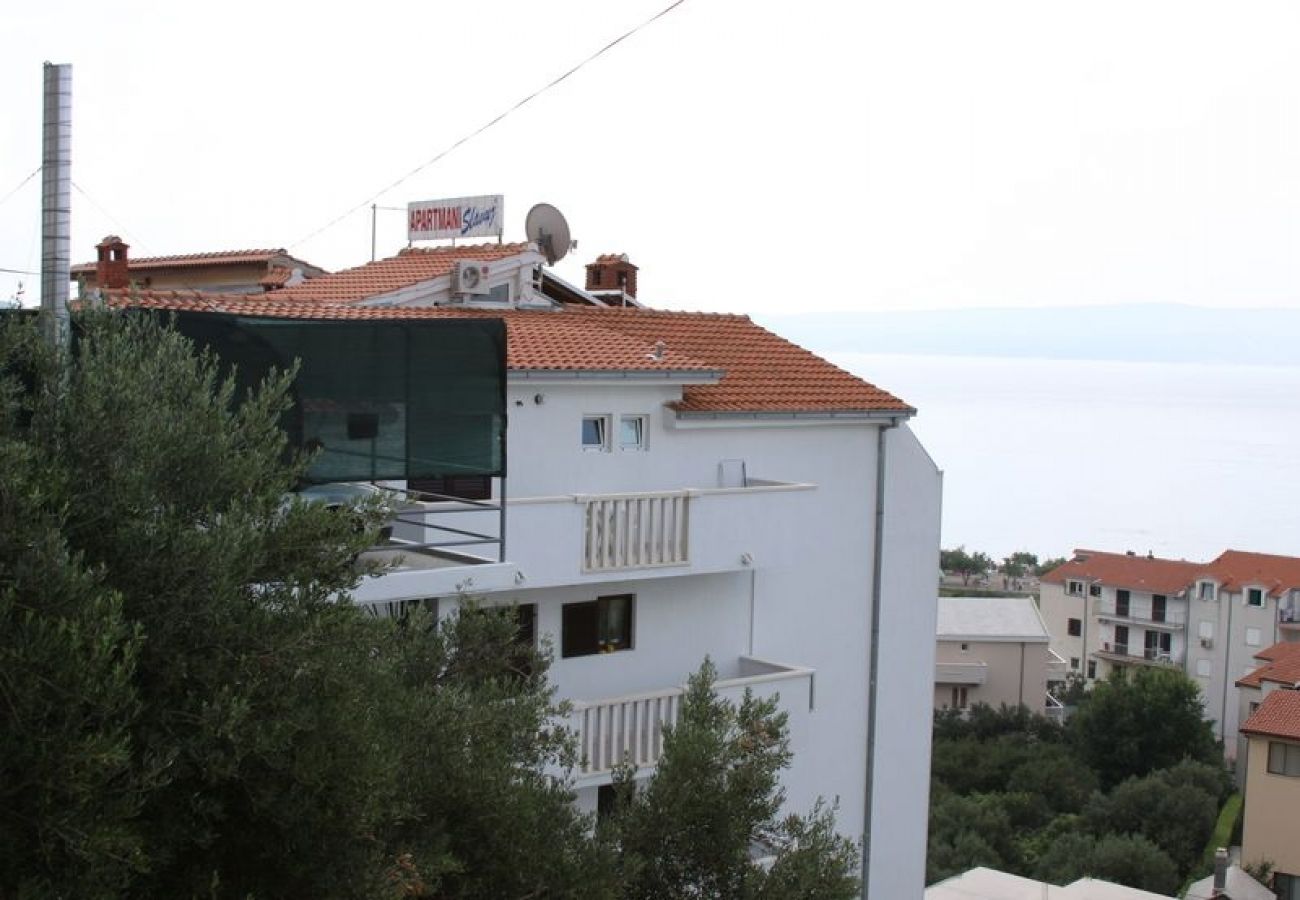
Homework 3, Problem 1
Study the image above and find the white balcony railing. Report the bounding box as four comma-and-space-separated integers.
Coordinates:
1095, 603, 1186, 627
568, 656, 814, 777
581, 491, 690, 573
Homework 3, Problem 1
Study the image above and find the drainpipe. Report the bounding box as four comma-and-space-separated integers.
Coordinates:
862, 416, 900, 899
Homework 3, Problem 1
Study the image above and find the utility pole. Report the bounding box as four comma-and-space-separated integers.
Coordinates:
40, 62, 72, 349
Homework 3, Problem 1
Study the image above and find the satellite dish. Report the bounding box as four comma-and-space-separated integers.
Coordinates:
525, 203, 572, 265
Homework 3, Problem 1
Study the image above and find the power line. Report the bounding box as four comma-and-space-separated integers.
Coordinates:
288, 0, 691, 250
72, 181, 153, 254
0, 265, 39, 275
0, 166, 42, 211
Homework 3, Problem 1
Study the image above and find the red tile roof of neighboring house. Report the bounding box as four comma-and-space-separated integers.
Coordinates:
1198, 550, 1300, 597
1040, 549, 1205, 594
71, 249, 293, 274
259, 266, 295, 289
1241, 689, 1300, 741
1237, 642, 1300, 689
266, 243, 534, 304
100, 296, 909, 416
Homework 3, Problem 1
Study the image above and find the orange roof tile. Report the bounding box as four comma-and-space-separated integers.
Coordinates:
71, 249, 291, 274
1241, 689, 1300, 741
1237, 642, 1300, 689
259, 266, 294, 288
1041, 549, 1205, 594
566, 307, 910, 414
94, 243, 912, 415
1199, 550, 1300, 597
103, 291, 908, 413
267, 243, 533, 303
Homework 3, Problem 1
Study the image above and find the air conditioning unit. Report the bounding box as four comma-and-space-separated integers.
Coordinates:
1200, 637, 1213, 649
452, 261, 490, 295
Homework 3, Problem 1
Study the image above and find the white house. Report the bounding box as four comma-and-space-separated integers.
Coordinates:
110, 240, 943, 899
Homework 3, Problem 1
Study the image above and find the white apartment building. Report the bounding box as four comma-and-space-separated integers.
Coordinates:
1041, 548, 1300, 759
113, 241, 944, 899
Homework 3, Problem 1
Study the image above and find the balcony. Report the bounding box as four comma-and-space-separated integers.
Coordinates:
1095, 602, 1185, 629
1093, 642, 1181, 667
1045, 648, 1069, 681
1280, 606, 1300, 631
935, 662, 988, 685
566, 656, 814, 783
581, 491, 691, 572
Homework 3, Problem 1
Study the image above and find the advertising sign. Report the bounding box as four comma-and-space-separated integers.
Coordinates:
407, 195, 504, 241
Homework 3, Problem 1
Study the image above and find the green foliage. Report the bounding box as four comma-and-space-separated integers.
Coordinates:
0, 312, 606, 898
607, 660, 859, 900
1068, 667, 1218, 789
940, 546, 993, 581
928, 699, 1229, 894
1036, 556, 1068, 576
1001, 551, 1038, 578
1189, 792, 1241, 884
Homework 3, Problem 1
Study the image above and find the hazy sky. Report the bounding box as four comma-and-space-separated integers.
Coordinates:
2, 0, 1298, 314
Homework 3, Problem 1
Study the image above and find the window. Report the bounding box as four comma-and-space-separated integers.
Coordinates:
619, 415, 647, 451
1116, 589, 1131, 617
509, 604, 538, 678
597, 784, 619, 821
1196, 658, 1213, 678
1246, 627, 1262, 647
1247, 588, 1265, 607
582, 415, 610, 451
1070, 657, 1080, 670
1067, 580, 1084, 597
1068, 618, 1082, 637
960, 642, 969, 652
1276, 873, 1300, 900
407, 474, 492, 501
1198, 581, 1216, 601
1086, 660, 1097, 679
1199, 620, 1214, 640
1249, 701, 1261, 716
562, 594, 634, 657
950, 686, 969, 709
1089, 584, 1102, 597
1267, 741, 1300, 777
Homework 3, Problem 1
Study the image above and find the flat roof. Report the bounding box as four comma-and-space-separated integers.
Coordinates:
937, 596, 1050, 643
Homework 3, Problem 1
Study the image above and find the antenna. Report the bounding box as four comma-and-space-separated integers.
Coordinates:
525, 203, 572, 265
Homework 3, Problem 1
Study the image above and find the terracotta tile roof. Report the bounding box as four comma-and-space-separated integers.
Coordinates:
1237, 642, 1300, 689
565, 307, 911, 414
1241, 688, 1300, 741
103, 291, 908, 413
259, 266, 295, 289
1199, 550, 1300, 597
71, 249, 290, 274
267, 243, 534, 303
94, 243, 912, 415
1041, 549, 1205, 594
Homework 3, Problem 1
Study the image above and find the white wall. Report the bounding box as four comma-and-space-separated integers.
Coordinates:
870, 424, 943, 900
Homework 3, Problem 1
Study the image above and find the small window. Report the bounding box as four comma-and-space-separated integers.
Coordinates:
1086, 660, 1097, 680
597, 784, 619, 821
1199, 581, 1216, 601
1068, 618, 1082, 637
1089, 584, 1102, 597
1199, 620, 1214, 640
1246, 627, 1262, 647
1070, 657, 1080, 670
582, 415, 609, 451
561, 594, 634, 658
1067, 580, 1084, 597
1248, 588, 1265, 607
1267, 741, 1300, 777
960, 642, 969, 652
619, 415, 647, 451
1196, 658, 1213, 678
1276, 874, 1300, 900
950, 686, 969, 709
1249, 701, 1261, 716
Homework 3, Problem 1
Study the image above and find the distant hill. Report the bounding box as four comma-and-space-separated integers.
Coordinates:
759, 304, 1300, 366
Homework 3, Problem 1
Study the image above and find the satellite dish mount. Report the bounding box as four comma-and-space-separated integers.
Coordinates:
525, 203, 572, 266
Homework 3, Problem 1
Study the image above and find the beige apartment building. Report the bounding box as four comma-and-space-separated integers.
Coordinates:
1239, 689, 1300, 900
1041, 548, 1300, 758
935, 596, 1066, 717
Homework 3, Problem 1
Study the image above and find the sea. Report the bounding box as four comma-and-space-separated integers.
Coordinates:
823, 352, 1300, 564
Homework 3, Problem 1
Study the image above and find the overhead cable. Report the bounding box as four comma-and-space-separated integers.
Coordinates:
288, 0, 691, 250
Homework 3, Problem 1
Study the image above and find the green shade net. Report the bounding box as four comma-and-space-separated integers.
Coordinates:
167, 312, 506, 483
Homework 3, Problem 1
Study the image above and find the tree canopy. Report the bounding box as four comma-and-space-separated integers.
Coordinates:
0, 311, 606, 898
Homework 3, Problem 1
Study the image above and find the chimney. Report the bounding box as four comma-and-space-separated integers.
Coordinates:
586, 253, 638, 300
1212, 847, 1228, 897
95, 235, 130, 289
